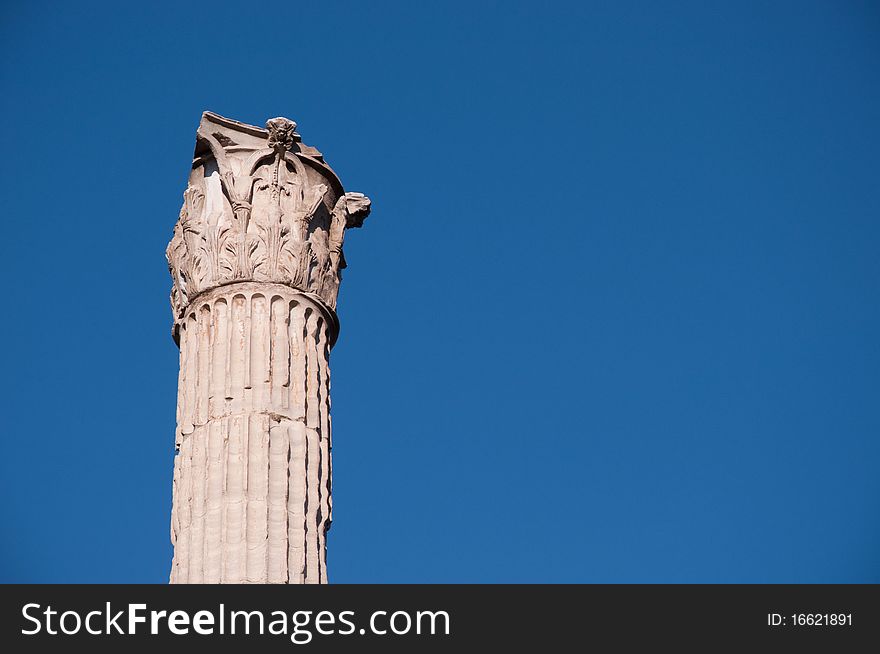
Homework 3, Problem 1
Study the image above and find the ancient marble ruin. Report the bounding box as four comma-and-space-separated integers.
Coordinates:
165, 112, 370, 583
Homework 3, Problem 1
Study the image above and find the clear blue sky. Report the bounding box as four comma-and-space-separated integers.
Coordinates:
1, 1, 878, 583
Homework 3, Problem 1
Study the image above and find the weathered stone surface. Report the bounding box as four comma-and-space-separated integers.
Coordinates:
166, 113, 370, 584
166, 112, 371, 340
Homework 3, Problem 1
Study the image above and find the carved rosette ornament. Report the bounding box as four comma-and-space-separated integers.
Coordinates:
165, 113, 370, 583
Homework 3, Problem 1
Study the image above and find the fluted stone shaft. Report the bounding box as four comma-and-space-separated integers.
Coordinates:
166, 112, 370, 584
170, 284, 333, 583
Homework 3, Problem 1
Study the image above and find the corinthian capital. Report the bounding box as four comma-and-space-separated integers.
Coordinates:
165, 111, 371, 339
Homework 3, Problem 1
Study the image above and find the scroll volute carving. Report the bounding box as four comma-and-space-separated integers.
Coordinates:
166, 113, 371, 332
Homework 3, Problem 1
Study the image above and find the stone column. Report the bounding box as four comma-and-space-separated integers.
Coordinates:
165, 112, 370, 584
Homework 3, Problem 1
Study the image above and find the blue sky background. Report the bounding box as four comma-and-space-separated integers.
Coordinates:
1, 1, 878, 583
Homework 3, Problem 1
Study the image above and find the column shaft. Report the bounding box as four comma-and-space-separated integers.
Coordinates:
169, 283, 332, 584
